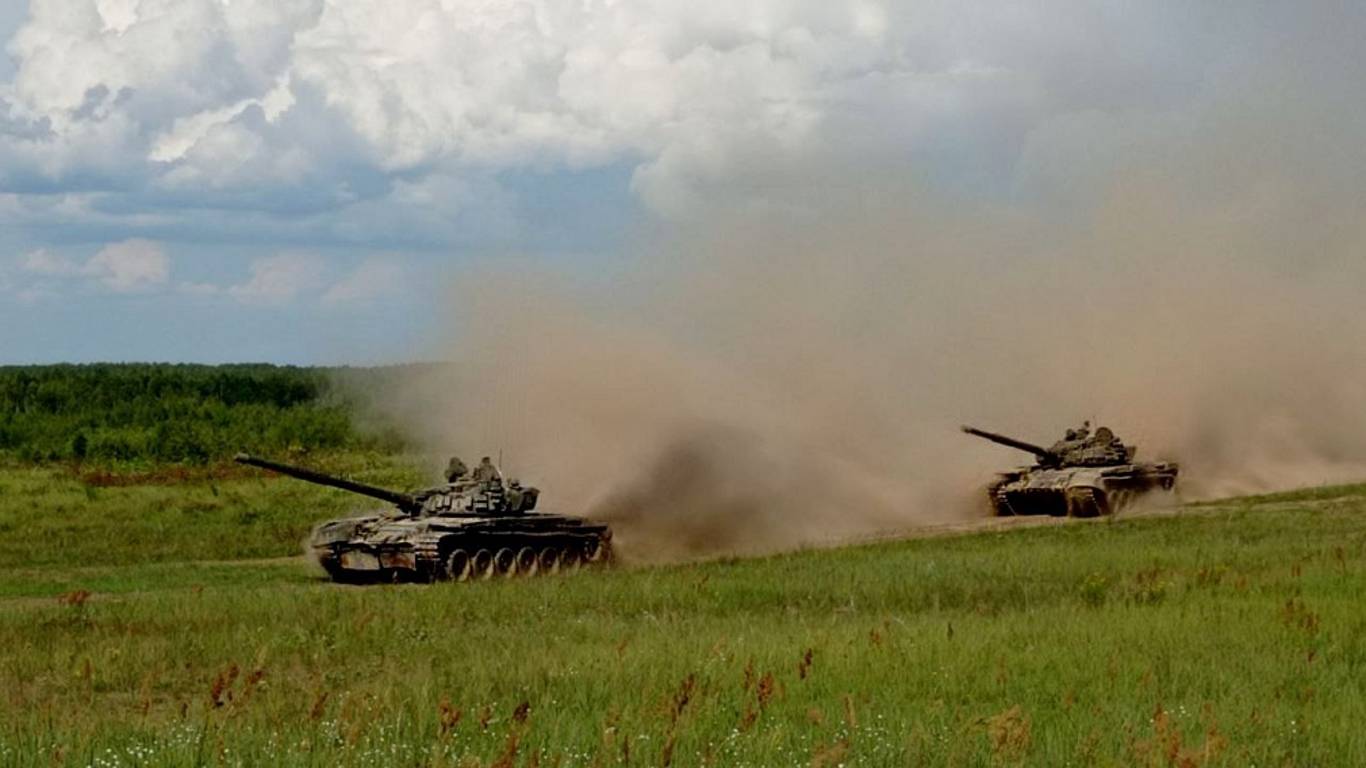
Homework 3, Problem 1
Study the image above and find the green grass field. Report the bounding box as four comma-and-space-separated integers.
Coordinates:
2, 460, 1365, 766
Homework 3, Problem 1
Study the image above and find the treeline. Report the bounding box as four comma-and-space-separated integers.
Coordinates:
0, 364, 407, 464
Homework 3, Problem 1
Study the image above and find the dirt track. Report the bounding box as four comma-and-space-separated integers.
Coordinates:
838, 498, 1204, 549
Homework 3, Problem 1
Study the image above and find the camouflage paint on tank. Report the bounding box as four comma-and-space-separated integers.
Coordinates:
961, 424, 1178, 517
235, 453, 612, 583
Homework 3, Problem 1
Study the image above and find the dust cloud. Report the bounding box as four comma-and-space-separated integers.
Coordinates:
373, 47, 1366, 563
376, 194, 1366, 561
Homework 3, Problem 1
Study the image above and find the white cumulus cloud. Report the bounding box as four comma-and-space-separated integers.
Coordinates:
86, 238, 170, 292
1, 0, 1360, 234
0, 0, 988, 214
322, 257, 405, 305
20, 248, 82, 276
228, 251, 325, 304
16, 239, 170, 293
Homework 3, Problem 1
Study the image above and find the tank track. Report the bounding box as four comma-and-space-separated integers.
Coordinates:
317, 532, 613, 584
990, 484, 1172, 519
1065, 487, 1108, 518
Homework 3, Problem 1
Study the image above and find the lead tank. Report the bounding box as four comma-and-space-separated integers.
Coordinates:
235, 453, 612, 583
961, 424, 1178, 517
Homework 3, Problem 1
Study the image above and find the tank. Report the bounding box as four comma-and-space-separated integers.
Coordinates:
235, 453, 613, 583
961, 423, 1178, 517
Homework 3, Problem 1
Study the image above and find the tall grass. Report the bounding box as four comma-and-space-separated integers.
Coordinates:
2, 472, 1365, 765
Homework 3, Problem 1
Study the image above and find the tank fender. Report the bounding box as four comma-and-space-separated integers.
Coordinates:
313, 518, 367, 545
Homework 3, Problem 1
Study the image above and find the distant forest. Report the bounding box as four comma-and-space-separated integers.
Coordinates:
0, 364, 407, 464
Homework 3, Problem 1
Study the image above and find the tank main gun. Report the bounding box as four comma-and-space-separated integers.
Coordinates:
234, 453, 422, 514
960, 426, 1061, 467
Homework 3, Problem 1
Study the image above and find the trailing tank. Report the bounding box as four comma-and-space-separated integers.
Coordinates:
961, 424, 1178, 517
235, 453, 612, 583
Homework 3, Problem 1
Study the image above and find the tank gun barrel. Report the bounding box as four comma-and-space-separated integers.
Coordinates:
234, 453, 421, 513
960, 426, 1059, 464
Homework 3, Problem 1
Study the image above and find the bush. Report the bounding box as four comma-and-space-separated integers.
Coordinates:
1078, 572, 1112, 608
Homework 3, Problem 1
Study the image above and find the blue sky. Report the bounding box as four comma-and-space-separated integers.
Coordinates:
1, 1, 1362, 364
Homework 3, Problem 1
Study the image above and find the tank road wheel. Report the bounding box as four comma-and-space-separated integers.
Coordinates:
444, 549, 472, 582
494, 548, 517, 577
584, 539, 608, 565
1067, 488, 1109, 518
538, 548, 560, 575
1097, 490, 1116, 517
560, 549, 582, 572
322, 564, 355, 584
515, 547, 538, 577
472, 549, 495, 580
1109, 490, 1132, 515
317, 554, 348, 583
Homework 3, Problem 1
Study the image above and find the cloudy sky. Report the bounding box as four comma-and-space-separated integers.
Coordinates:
0, 1, 1361, 363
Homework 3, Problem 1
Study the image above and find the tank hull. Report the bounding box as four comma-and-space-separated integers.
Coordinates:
985, 462, 1178, 517
311, 513, 613, 583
